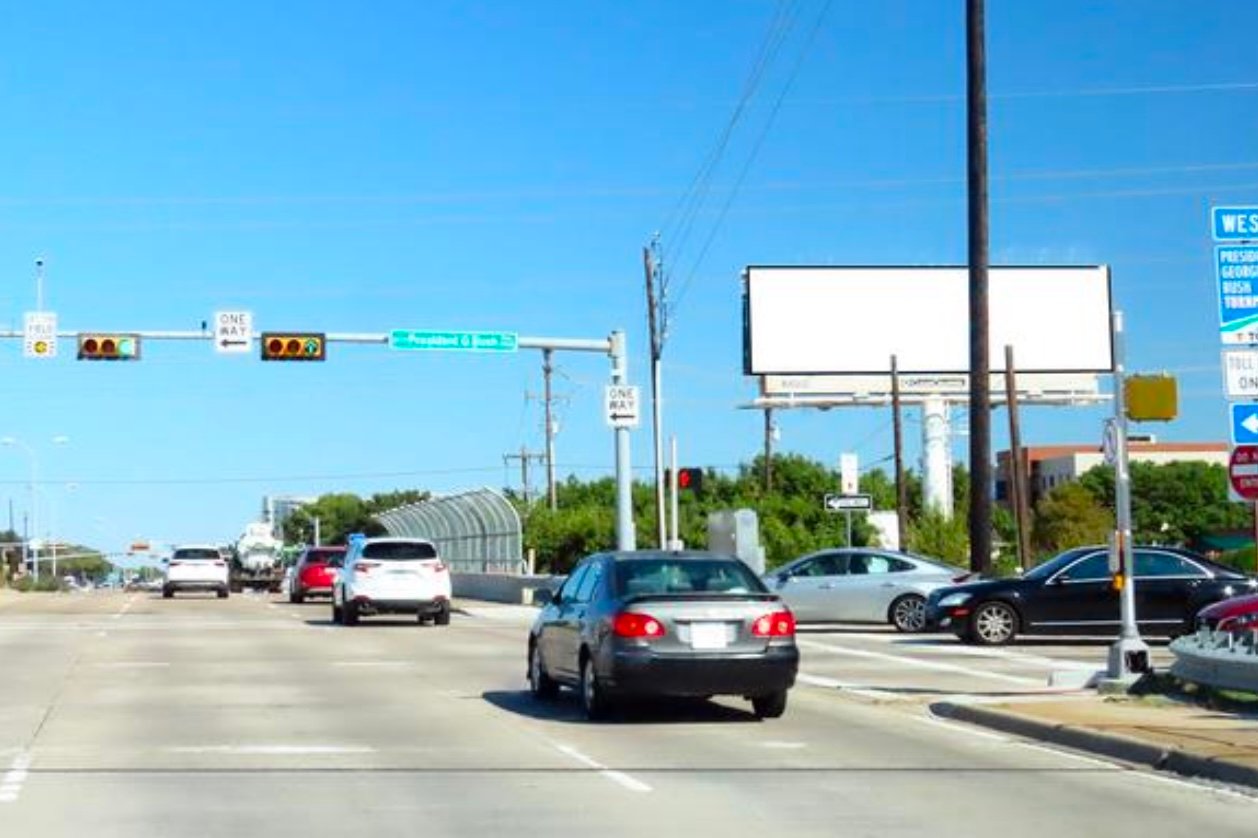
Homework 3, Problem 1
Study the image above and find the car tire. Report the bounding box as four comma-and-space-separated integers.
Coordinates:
433, 603, 451, 626
580, 654, 612, 721
162, 586, 174, 599
529, 641, 559, 700
217, 587, 229, 599
331, 593, 343, 625
968, 601, 1019, 646
343, 599, 359, 626
751, 690, 788, 719
290, 590, 304, 605
889, 594, 927, 633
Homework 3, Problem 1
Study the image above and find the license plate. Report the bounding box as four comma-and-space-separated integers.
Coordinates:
689, 622, 727, 649
388, 569, 413, 576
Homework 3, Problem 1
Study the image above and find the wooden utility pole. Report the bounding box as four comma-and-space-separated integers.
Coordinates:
504, 448, 545, 505
644, 245, 667, 548
1004, 346, 1032, 568
966, 0, 993, 575
891, 355, 908, 551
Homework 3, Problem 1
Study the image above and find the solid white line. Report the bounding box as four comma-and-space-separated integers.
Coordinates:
799, 639, 1040, 685
170, 745, 375, 755
796, 672, 904, 700
93, 662, 170, 668
554, 744, 651, 793
332, 661, 412, 668
892, 641, 1102, 671
913, 714, 1011, 743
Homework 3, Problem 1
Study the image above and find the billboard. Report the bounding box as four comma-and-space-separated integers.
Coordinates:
761, 372, 1101, 400
743, 266, 1113, 375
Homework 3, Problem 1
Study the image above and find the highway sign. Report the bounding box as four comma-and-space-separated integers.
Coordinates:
1223, 349, 1258, 399
1229, 445, 1258, 501
389, 329, 518, 353
824, 493, 872, 512
23, 311, 57, 359
1213, 206, 1258, 242
1217, 245, 1258, 343
604, 385, 640, 428
1232, 403, 1258, 445
214, 310, 253, 354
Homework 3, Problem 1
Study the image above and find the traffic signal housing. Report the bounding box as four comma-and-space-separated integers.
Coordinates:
260, 332, 326, 362
677, 467, 704, 493
78, 333, 141, 361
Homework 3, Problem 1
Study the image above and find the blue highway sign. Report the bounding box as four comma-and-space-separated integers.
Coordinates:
1217, 245, 1258, 344
1231, 402, 1258, 445
1214, 206, 1258, 242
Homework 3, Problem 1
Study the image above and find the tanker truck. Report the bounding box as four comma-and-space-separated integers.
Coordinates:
230, 521, 285, 593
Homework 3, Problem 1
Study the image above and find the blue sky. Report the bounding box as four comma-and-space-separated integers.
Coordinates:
1, 1, 1255, 552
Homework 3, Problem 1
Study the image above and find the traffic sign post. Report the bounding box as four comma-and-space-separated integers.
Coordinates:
1216, 245, 1258, 344
1231, 403, 1258, 445
1229, 445, 1258, 500
605, 385, 640, 429
23, 312, 57, 359
1222, 349, 1258, 399
389, 329, 518, 353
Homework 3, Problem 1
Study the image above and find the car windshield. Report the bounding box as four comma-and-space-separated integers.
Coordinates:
613, 557, 767, 597
1022, 548, 1098, 581
173, 548, 221, 560
361, 542, 438, 561
304, 549, 345, 566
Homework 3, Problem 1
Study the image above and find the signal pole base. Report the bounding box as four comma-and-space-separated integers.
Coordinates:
1104, 635, 1152, 688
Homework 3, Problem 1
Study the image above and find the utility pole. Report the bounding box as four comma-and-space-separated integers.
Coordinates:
644, 240, 668, 548
542, 349, 558, 510
966, 0, 993, 575
504, 448, 546, 506
1004, 345, 1032, 568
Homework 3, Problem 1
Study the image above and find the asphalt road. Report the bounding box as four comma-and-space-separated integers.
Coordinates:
0, 591, 1253, 837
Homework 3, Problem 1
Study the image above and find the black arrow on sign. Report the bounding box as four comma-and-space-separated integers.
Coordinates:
220, 338, 248, 348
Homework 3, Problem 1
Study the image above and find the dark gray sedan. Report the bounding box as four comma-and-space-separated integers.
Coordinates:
527, 551, 799, 720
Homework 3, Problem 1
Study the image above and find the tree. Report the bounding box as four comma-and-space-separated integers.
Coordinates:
1032, 482, 1113, 557
907, 508, 968, 565
282, 493, 387, 545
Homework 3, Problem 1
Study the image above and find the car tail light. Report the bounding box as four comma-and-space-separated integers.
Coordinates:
752, 610, 796, 638
432, 561, 447, 574
613, 612, 666, 638
354, 561, 380, 575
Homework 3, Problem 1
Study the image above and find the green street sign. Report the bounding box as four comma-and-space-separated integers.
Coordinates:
389, 329, 518, 353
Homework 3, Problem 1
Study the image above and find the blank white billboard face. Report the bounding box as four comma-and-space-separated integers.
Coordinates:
743, 266, 1113, 375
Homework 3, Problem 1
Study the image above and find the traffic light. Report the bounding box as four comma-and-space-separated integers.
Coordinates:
677, 467, 703, 492
77, 333, 141, 361
260, 332, 326, 361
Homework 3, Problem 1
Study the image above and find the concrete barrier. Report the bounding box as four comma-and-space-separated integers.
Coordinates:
1170, 629, 1258, 694
452, 572, 561, 605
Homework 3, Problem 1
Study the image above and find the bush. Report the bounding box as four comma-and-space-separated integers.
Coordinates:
11, 576, 63, 592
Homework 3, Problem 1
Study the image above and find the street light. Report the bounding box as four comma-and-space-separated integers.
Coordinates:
1, 435, 69, 582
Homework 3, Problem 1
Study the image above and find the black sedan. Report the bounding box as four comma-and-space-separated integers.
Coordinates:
926, 545, 1258, 645
527, 550, 799, 720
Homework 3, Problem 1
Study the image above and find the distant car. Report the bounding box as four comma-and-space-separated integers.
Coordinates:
162, 545, 230, 599
332, 537, 451, 626
528, 550, 799, 720
764, 548, 970, 631
1196, 592, 1258, 632
290, 546, 346, 603
927, 545, 1258, 645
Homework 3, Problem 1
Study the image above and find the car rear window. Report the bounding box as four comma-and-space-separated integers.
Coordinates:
304, 548, 345, 566
173, 548, 221, 560
613, 558, 766, 597
361, 541, 438, 561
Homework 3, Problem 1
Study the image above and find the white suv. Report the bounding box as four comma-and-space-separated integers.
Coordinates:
332, 537, 451, 626
163, 545, 230, 599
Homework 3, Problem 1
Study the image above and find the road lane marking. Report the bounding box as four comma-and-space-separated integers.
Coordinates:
893, 640, 1105, 671
760, 741, 808, 750
0, 752, 31, 804
112, 596, 138, 620
913, 714, 1012, 743
552, 743, 651, 793
796, 672, 904, 700
92, 662, 170, 669
332, 661, 412, 668
799, 639, 1040, 685
169, 745, 375, 755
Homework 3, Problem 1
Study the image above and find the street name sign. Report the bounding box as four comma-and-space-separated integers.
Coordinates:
1217, 245, 1258, 344
23, 311, 57, 358
214, 310, 253, 354
389, 329, 518, 353
604, 385, 640, 428
1222, 349, 1258, 399
1232, 403, 1258, 445
824, 493, 872, 512
1213, 206, 1258, 242
1230, 444, 1258, 501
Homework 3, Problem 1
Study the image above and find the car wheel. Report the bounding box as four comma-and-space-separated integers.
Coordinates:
433, 603, 451, 626
217, 587, 229, 599
162, 586, 174, 599
889, 594, 927, 633
751, 690, 788, 719
529, 641, 559, 699
343, 599, 359, 626
290, 590, 304, 605
969, 601, 1019, 646
579, 654, 612, 720
331, 592, 343, 625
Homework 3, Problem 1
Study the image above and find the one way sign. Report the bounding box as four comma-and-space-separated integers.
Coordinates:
214, 310, 253, 355
1232, 403, 1258, 444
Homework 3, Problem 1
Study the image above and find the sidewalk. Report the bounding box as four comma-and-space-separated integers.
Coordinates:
933, 694, 1258, 791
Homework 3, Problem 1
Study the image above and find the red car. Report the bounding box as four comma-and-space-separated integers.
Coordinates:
1196, 593, 1258, 632
290, 546, 347, 603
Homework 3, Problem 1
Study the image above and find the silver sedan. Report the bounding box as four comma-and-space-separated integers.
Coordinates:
764, 548, 969, 631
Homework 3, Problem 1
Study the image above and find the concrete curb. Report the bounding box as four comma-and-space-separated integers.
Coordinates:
931, 701, 1258, 792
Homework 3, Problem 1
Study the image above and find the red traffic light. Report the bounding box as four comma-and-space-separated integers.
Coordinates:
677, 467, 703, 492
260, 332, 326, 362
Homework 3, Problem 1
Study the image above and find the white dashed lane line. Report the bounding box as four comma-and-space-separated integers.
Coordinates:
798, 639, 1040, 685
551, 743, 652, 793
0, 751, 31, 804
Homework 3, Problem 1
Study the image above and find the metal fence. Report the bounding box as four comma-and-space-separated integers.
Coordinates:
376, 488, 523, 574
1169, 629, 1258, 694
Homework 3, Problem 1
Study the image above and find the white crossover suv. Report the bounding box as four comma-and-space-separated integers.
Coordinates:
162, 545, 230, 599
332, 537, 451, 626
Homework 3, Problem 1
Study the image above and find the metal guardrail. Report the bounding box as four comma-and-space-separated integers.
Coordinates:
1169, 629, 1258, 694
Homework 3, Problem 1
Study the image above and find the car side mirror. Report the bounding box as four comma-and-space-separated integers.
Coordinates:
533, 588, 554, 606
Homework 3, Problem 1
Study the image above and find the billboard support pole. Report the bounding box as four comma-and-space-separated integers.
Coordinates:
1004, 345, 1032, 568
891, 355, 908, 550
